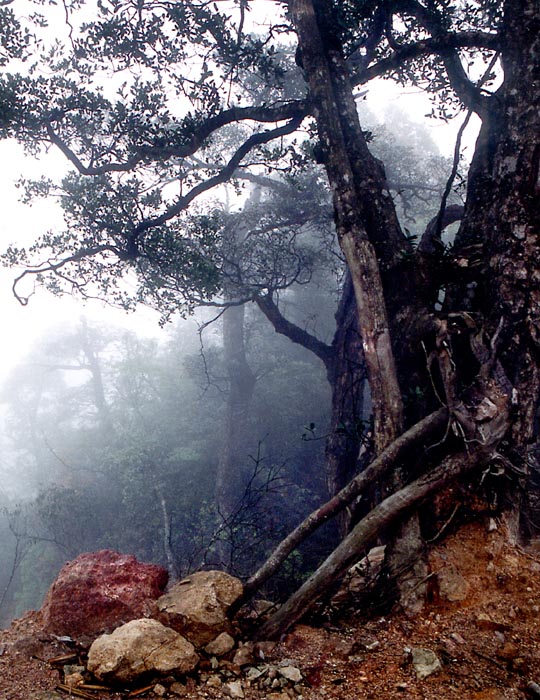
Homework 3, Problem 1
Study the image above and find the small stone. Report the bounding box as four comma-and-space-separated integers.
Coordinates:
279, 666, 303, 683
63, 665, 85, 678
206, 674, 222, 688
411, 647, 442, 680
254, 641, 276, 660
205, 632, 235, 657
450, 632, 466, 645
233, 643, 254, 667
153, 684, 167, 697
245, 666, 265, 681
169, 682, 187, 696
63, 672, 84, 688
223, 680, 245, 699
437, 565, 470, 602
475, 613, 508, 632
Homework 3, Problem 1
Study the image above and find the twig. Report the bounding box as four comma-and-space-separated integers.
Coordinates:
426, 503, 461, 543
56, 684, 98, 699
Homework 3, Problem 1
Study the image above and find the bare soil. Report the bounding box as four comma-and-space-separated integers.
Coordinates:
1, 520, 540, 700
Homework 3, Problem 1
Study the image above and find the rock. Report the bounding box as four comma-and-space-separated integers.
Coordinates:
223, 680, 245, 698
169, 682, 188, 696
87, 618, 199, 684
527, 681, 540, 699
278, 666, 303, 683
475, 613, 509, 632
245, 666, 266, 681
450, 632, 466, 645
254, 641, 276, 660
153, 684, 167, 697
157, 571, 243, 647
63, 672, 84, 687
206, 674, 222, 688
437, 565, 470, 602
233, 643, 254, 666
411, 647, 442, 680
204, 632, 235, 657
496, 642, 520, 660
41, 551, 168, 640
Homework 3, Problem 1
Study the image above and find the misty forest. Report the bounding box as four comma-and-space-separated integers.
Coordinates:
0, 0, 538, 649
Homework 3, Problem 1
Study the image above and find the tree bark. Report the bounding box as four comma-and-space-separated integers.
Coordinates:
289, 0, 404, 453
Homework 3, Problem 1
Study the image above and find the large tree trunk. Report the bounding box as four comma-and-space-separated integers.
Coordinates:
252, 0, 537, 634
445, 0, 540, 538
289, 0, 435, 611
325, 274, 368, 510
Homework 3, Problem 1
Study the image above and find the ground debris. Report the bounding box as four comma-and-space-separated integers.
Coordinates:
1, 522, 540, 700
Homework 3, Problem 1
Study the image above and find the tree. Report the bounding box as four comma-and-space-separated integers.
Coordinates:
1, 0, 538, 636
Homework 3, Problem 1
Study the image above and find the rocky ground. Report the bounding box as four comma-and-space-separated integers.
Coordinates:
1, 520, 540, 700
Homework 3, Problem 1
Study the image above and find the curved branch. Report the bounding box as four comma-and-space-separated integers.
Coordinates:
46, 101, 308, 176
353, 31, 500, 89
127, 117, 304, 242
392, 0, 495, 115
418, 203, 464, 254
241, 407, 448, 602
255, 293, 334, 372
256, 444, 480, 640
12, 244, 122, 305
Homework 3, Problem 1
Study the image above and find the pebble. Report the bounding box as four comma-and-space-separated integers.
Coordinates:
223, 680, 245, 699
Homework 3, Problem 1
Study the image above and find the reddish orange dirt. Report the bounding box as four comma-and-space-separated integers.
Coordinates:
1, 520, 540, 700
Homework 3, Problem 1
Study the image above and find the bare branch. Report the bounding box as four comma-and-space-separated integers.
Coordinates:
256, 444, 481, 640
255, 293, 334, 372
240, 407, 448, 603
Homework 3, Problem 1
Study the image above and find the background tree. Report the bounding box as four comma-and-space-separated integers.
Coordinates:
0, 0, 537, 637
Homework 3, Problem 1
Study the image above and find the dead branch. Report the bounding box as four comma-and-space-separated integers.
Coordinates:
239, 408, 448, 604
256, 447, 482, 640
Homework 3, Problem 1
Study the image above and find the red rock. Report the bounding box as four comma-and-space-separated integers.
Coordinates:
41, 550, 168, 640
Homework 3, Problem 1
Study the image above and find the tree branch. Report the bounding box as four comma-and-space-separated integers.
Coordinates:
46, 102, 308, 176
127, 117, 304, 243
418, 203, 464, 254
392, 0, 494, 115
240, 407, 448, 603
256, 444, 480, 640
353, 31, 499, 89
255, 293, 334, 372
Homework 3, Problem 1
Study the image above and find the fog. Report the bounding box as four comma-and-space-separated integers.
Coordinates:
0, 0, 484, 627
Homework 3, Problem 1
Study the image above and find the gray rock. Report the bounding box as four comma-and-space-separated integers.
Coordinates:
224, 680, 245, 698
87, 618, 199, 684
411, 647, 442, 679
278, 666, 303, 683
